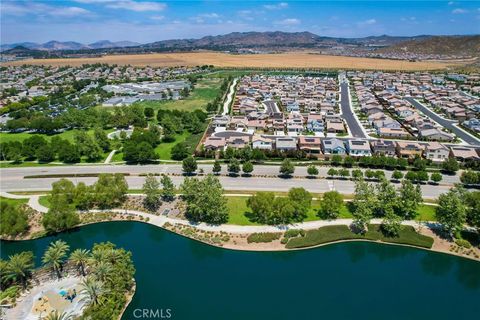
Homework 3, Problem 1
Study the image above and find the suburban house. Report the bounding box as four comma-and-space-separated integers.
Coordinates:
211, 115, 230, 128
203, 136, 226, 151
463, 118, 480, 132
395, 141, 424, 158
378, 127, 410, 138
298, 136, 322, 155
226, 136, 250, 149
275, 137, 297, 152
326, 120, 345, 133
252, 136, 273, 150
370, 139, 396, 156
419, 128, 455, 142
423, 142, 449, 162
322, 138, 346, 155
449, 146, 480, 161
346, 139, 372, 157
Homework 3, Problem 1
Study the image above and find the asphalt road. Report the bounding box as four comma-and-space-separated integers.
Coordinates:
0, 164, 459, 199
340, 82, 367, 139
405, 97, 480, 146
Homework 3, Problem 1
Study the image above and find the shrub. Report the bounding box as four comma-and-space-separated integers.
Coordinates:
455, 239, 472, 249
284, 229, 305, 238
247, 232, 282, 243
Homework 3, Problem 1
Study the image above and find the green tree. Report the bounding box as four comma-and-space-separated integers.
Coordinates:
94, 127, 111, 152
80, 276, 106, 307
352, 201, 372, 233
436, 190, 466, 237
227, 158, 241, 176
351, 169, 363, 180
318, 191, 344, 219
36, 143, 56, 163
331, 154, 342, 166
4, 252, 34, 289
376, 179, 397, 217
171, 142, 190, 160
287, 187, 312, 221
442, 157, 459, 174
391, 170, 403, 181
0, 202, 29, 237
327, 168, 338, 178
182, 156, 197, 175
242, 161, 254, 176
465, 191, 480, 231
180, 175, 228, 224
247, 192, 275, 223
42, 195, 80, 233
22, 135, 47, 160
212, 160, 222, 175
405, 171, 417, 182
413, 155, 427, 171
42, 240, 70, 279
279, 159, 295, 176
343, 156, 355, 167
416, 171, 429, 183
142, 174, 161, 210
460, 170, 479, 185
307, 165, 319, 177
160, 174, 175, 201
339, 168, 350, 179
430, 172, 443, 184
92, 173, 128, 209
396, 180, 422, 220
381, 209, 402, 237
69, 249, 90, 277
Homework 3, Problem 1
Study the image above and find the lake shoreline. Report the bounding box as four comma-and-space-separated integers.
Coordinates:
3, 214, 479, 262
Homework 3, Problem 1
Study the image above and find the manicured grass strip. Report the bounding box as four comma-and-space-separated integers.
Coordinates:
24, 173, 130, 179
247, 232, 282, 243
285, 225, 433, 249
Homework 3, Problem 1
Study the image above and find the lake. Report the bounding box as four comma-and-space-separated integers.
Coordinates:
1, 221, 479, 320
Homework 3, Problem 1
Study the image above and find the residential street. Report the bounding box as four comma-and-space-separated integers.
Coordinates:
0, 164, 459, 199
405, 97, 480, 146
340, 82, 368, 139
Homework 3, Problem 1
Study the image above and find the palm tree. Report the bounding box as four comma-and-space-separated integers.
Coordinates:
69, 249, 90, 277
4, 252, 34, 289
93, 261, 112, 283
80, 276, 106, 306
42, 240, 70, 279
44, 311, 72, 320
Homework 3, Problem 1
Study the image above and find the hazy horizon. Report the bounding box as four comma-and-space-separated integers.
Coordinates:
1, 1, 480, 44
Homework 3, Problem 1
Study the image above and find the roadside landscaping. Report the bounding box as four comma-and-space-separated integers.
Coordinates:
285, 225, 434, 249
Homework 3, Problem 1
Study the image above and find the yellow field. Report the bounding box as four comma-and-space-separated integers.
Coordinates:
4, 51, 461, 70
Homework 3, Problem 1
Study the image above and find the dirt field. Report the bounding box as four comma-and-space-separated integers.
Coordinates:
3, 51, 461, 70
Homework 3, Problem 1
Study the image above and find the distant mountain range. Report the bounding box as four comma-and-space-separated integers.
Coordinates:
2, 32, 479, 57
0, 40, 141, 52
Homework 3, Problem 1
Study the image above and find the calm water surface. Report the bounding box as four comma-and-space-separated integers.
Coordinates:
1, 221, 479, 320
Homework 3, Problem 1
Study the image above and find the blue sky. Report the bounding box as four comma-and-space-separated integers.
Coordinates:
1, 1, 479, 44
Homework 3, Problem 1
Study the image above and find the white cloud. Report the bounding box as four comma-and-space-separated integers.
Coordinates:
452, 8, 468, 14
150, 15, 165, 21
199, 13, 220, 19
2, 2, 91, 17
264, 2, 288, 10
275, 18, 301, 25
359, 19, 377, 25
106, 1, 166, 12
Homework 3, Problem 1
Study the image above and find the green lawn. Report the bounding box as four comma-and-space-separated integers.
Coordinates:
133, 78, 222, 112
154, 131, 191, 160
38, 196, 51, 209
0, 128, 100, 143
226, 196, 437, 226
0, 197, 28, 208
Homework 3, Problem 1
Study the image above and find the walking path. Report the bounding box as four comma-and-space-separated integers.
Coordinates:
222, 78, 238, 115
104, 150, 117, 164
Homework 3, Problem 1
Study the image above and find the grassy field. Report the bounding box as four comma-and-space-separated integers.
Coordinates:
0, 129, 98, 143
226, 196, 437, 226
0, 197, 28, 208
38, 196, 50, 209
155, 131, 190, 160
285, 225, 434, 249
123, 78, 221, 112
5, 52, 459, 71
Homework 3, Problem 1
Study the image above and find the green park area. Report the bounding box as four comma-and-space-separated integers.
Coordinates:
0, 197, 28, 208
226, 196, 437, 226
133, 78, 222, 112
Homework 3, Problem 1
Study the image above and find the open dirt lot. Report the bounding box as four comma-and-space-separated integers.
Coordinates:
3, 51, 461, 70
